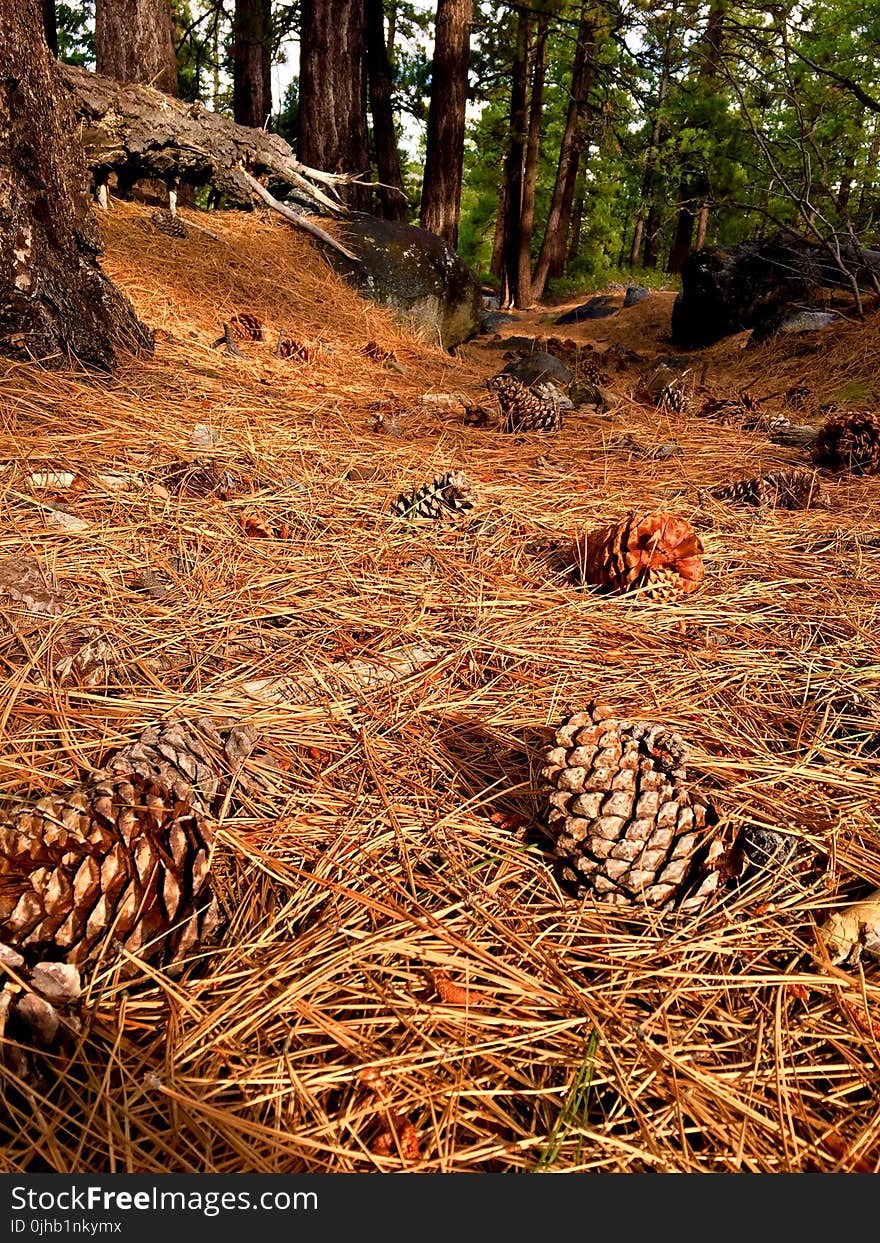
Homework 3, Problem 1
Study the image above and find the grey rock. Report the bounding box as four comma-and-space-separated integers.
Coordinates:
480, 310, 517, 333
778, 310, 837, 334
502, 351, 571, 387
623, 284, 650, 307
555, 295, 619, 325
327, 216, 482, 350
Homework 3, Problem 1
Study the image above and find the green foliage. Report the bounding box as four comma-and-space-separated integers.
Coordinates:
57, 0, 94, 67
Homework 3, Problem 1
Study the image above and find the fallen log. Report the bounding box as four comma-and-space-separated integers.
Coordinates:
60, 63, 358, 217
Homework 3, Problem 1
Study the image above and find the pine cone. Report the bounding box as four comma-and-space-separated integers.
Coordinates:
229, 313, 264, 341
709, 467, 821, 510
541, 704, 731, 913
486, 374, 562, 433
151, 209, 187, 238
812, 409, 880, 475
390, 471, 476, 521
574, 513, 705, 600
0, 772, 217, 968
102, 717, 263, 815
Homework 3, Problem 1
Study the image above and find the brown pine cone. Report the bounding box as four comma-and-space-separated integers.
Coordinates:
0, 772, 217, 968
541, 704, 732, 914
574, 512, 705, 600
812, 409, 880, 475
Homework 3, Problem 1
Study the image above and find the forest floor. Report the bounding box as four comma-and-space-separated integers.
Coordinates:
1, 200, 879, 1174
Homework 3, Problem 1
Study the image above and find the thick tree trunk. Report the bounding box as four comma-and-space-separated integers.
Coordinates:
232, 0, 273, 130
299, 0, 370, 210
500, 8, 532, 309
642, 203, 662, 268
666, 192, 696, 274
532, 9, 596, 299
567, 183, 584, 267
695, 203, 709, 249
0, 0, 152, 370
419, 0, 472, 247
95, 0, 178, 97
365, 0, 407, 220
516, 16, 548, 308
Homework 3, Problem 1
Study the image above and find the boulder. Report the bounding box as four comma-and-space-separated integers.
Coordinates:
623, 284, 650, 307
329, 216, 482, 350
555, 295, 619, 325
502, 351, 571, 387
672, 236, 880, 348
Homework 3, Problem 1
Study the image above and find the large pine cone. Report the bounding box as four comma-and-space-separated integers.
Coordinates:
812, 409, 880, 475
0, 772, 217, 968
574, 512, 705, 600
102, 717, 263, 814
486, 374, 562, 432
541, 704, 731, 914
709, 467, 821, 510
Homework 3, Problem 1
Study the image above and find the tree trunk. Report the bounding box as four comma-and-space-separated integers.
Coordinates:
490, 181, 507, 280
629, 21, 675, 269
41, 0, 56, 54
531, 9, 596, 299
232, 0, 273, 130
500, 7, 532, 308
695, 202, 709, 249
365, 0, 407, 220
419, 0, 472, 247
0, 0, 152, 370
516, 15, 548, 308
299, 0, 371, 210
567, 183, 584, 268
95, 0, 178, 97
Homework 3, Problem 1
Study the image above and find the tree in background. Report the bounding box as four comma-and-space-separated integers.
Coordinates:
231, 0, 272, 128
365, 0, 408, 219
1, 0, 151, 369
95, 0, 178, 95
298, 0, 371, 209
419, 0, 472, 247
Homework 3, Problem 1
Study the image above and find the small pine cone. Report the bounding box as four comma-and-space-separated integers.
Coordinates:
579, 357, 611, 387
541, 704, 731, 913
486, 374, 562, 433
574, 512, 705, 599
390, 470, 476, 521
151, 209, 187, 238
783, 384, 810, 411
229, 313, 264, 341
160, 457, 239, 499
275, 333, 324, 362
0, 772, 217, 968
657, 382, 689, 414
710, 467, 821, 510
102, 717, 263, 815
812, 409, 880, 475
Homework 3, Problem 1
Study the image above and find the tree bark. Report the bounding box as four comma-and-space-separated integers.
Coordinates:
365, 0, 407, 220
500, 7, 532, 308
232, 0, 273, 130
0, 0, 152, 370
531, 9, 596, 300
490, 181, 507, 280
298, 0, 370, 210
95, 0, 178, 97
419, 0, 472, 247
516, 15, 547, 307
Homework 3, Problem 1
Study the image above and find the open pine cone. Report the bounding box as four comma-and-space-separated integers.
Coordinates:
709, 467, 821, 510
574, 512, 705, 600
0, 772, 218, 969
812, 409, 880, 475
541, 704, 733, 914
